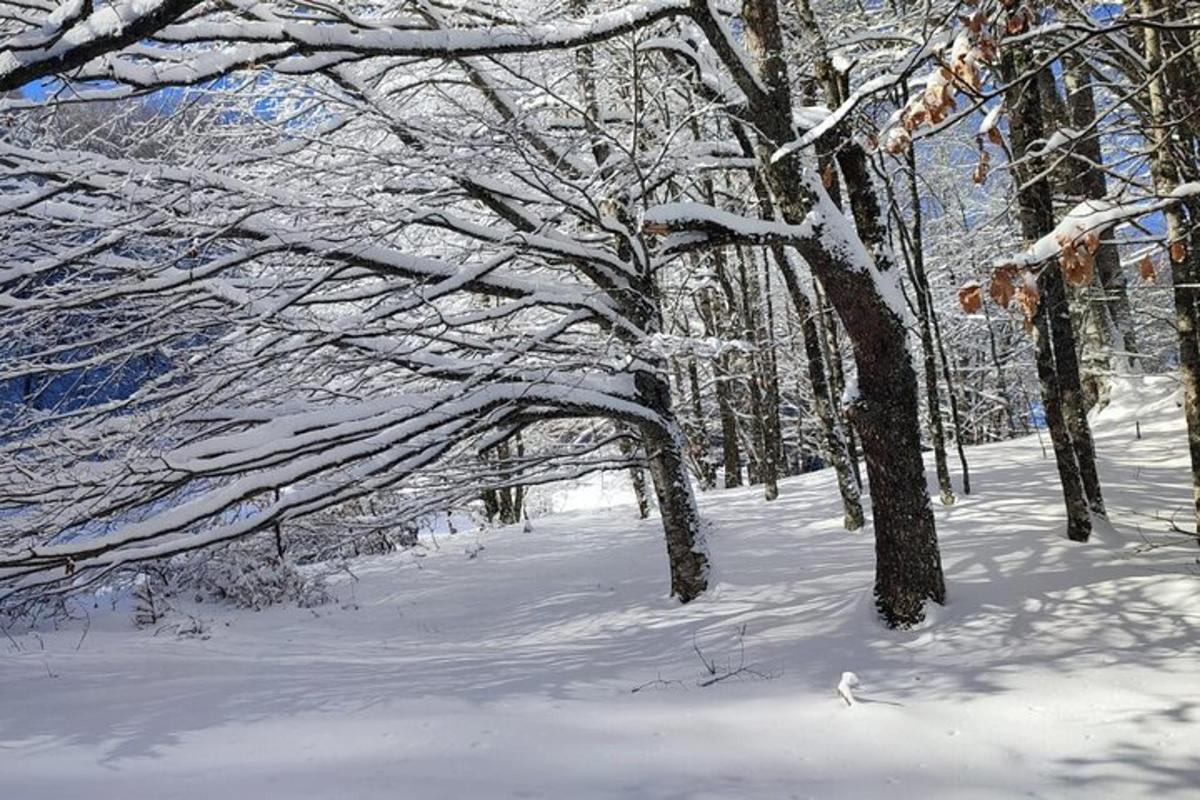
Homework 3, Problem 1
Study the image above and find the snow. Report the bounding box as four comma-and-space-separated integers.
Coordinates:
2, 376, 1199, 798
1007, 184, 1200, 269
978, 104, 1003, 137
643, 201, 815, 242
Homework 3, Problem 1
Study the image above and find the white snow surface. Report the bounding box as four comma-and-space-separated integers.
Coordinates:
2, 376, 1199, 799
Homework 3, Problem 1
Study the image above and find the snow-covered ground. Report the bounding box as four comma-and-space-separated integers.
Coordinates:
2, 376, 1198, 799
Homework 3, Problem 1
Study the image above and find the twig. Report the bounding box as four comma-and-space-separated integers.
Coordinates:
74, 609, 91, 651
631, 672, 687, 693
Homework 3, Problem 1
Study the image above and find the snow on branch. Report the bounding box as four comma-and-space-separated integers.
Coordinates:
642, 201, 815, 253
0, 0, 202, 92
1003, 185, 1200, 270
3, 0, 697, 91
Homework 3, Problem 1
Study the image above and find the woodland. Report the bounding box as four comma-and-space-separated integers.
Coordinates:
1, 2, 1199, 796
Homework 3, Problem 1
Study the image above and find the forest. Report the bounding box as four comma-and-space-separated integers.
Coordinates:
1, 1, 1199, 797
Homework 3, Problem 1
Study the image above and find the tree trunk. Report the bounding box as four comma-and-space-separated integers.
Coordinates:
737, 246, 780, 501
774, 247, 864, 529
1000, 20, 1104, 537
728, 0, 944, 625
636, 373, 710, 602
1063, 54, 1140, 381
900, 147, 956, 505
1033, 273, 1095, 542
814, 282, 863, 489
687, 355, 718, 489
1141, 1, 1200, 541
697, 251, 745, 489
617, 424, 653, 520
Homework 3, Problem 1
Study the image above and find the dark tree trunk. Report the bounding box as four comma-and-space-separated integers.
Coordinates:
715, 367, 743, 489
737, 247, 780, 501
1033, 273, 1095, 542
687, 355, 718, 489
1141, 1, 1200, 541
758, 260, 786, 486
1000, 26, 1104, 537
773, 246, 864, 529
636, 372, 710, 602
1063, 55, 1140, 372
725, 0, 944, 625
899, 147, 956, 505
698, 267, 744, 489
618, 425, 653, 520
815, 286, 864, 490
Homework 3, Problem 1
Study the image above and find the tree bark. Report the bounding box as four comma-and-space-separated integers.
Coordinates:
617, 426, 653, 520
1063, 55, 1140, 379
1000, 19, 1102, 538
1140, 1, 1200, 542
687, 355, 718, 489
898, 147, 956, 505
773, 247, 864, 530
728, 0, 944, 625
636, 373, 710, 602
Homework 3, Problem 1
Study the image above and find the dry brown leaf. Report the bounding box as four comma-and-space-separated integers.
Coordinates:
903, 106, 927, 131
1171, 239, 1188, 263
979, 37, 999, 64
972, 158, 989, 185
1062, 247, 1095, 287
990, 266, 1018, 308
1139, 253, 1157, 282
959, 282, 983, 313
885, 127, 913, 154
1015, 274, 1040, 320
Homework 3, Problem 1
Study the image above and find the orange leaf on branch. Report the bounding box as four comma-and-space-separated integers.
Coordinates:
1015, 273, 1040, 320
1139, 254, 1157, 283
990, 266, 1018, 308
1061, 247, 1094, 287
958, 282, 983, 313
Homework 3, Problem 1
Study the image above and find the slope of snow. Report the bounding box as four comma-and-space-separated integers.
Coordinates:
2, 377, 1198, 799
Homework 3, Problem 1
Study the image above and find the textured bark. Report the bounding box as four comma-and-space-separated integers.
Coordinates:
774, 247, 865, 530
596, 88, 710, 594
1063, 56, 1140, 375
1141, 1, 1200, 541
698, 282, 744, 488
687, 355, 719, 490
737, 247, 780, 501
636, 374, 710, 602
617, 427, 653, 520
714, 361, 744, 488
1000, 29, 1101, 538
900, 148, 956, 504
481, 437, 526, 525
758, 261, 786, 484
1033, 273, 1094, 542
731, 0, 943, 625
814, 283, 863, 489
